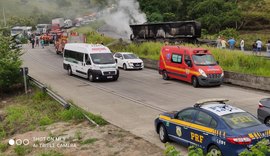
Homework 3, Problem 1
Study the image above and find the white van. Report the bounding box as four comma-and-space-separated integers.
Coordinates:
63, 43, 119, 81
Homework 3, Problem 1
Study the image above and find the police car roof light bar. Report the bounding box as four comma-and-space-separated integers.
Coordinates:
194, 98, 229, 108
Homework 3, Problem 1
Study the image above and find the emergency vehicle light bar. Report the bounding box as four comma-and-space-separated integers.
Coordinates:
194, 98, 229, 107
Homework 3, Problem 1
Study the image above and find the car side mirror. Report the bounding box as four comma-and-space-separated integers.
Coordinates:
186, 60, 192, 67
120, 56, 123, 60
86, 60, 91, 65
216, 61, 219, 65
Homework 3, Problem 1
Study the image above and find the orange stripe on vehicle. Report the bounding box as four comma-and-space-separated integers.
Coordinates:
159, 115, 215, 134
160, 52, 200, 76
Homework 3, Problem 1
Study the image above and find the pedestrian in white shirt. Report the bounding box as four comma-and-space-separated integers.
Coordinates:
240, 39, 244, 51
256, 39, 263, 55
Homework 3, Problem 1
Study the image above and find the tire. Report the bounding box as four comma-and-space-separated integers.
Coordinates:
67, 66, 73, 76
113, 75, 119, 81
265, 117, 270, 125
88, 72, 95, 82
208, 145, 222, 156
162, 70, 169, 80
158, 124, 169, 143
192, 76, 199, 88
123, 64, 127, 70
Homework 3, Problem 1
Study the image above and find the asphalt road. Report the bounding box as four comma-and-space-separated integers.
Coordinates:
22, 44, 270, 154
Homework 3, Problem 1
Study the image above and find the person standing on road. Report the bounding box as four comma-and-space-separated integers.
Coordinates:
256, 39, 263, 55
31, 37, 35, 49
35, 36, 39, 47
240, 39, 244, 51
40, 38, 44, 49
227, 38, 236, 50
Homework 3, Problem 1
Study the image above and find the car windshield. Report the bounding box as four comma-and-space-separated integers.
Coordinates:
123, 54, 138, 59
192, 54, 217, 66
11, 29, 24, 34
90, 53, 115, 64
37, 25, 45, 28
222, 112, 261, 129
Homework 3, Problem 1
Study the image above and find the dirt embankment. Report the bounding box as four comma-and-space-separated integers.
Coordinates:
2, 121, 163, 156
0, 89, 163, 156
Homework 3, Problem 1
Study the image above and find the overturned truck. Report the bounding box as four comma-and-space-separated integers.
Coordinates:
129, 21, 201, 43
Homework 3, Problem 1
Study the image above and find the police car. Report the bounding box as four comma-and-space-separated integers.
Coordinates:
155, 99, 270, 156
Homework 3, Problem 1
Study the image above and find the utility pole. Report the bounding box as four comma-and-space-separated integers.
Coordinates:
2, 7, 6, 27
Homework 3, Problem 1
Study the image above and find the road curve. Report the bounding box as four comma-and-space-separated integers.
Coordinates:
22, 44, 270, 154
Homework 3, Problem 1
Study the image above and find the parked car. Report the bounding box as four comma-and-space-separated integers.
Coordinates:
257, 98, 270, 124
113, 52, 144, 70
155, 99, 270, 156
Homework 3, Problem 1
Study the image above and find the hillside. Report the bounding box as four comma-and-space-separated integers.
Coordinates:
137, 0, 270, 33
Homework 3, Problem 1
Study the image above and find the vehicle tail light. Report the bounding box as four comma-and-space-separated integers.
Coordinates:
226, 137, 251, 145
259, 102, 264, 108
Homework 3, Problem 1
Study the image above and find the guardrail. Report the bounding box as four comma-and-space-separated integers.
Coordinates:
28, 76, 99, 127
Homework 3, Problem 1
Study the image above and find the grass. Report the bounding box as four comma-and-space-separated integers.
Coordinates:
75, 130, 82, 141
0, 143, 8, 152
0, 87, 108, 141
80, 138, 98, 145
14, 145, 32, 156
38, 150, 64, 156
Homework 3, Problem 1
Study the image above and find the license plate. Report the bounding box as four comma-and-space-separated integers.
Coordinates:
135, 64, 140, 67
107, 76, 113, 79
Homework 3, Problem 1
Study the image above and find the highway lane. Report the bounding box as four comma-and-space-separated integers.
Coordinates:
22, 44, 270, 153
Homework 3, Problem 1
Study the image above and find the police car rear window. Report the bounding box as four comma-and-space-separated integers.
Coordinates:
222, 112, 261, 129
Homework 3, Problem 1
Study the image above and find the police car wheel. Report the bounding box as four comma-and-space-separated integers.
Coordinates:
192, 76, 199, 88
159, 124, 169, 143
67, 67, 72, 76
162, 71, 169, 80
265, 117, 270, 125
208, 145, 222, 156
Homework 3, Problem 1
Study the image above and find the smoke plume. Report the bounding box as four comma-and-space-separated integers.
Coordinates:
101, 0, 147, 39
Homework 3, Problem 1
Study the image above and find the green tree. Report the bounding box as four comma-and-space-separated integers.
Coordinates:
188, 0, 240, 33
163, 13, 176, 22
0, 32, 22, 92
7, 16, 35, 28
148, 12, 163, 22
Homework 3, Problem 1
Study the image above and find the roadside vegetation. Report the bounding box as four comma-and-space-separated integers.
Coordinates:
76, 25, 270, 77
0, 87, 107, 141
0, 88, 162, 156
164, 139, 270, 156
0, 31, 23, 93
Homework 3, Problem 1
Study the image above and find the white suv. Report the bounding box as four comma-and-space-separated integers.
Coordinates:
113, 52, 144, 70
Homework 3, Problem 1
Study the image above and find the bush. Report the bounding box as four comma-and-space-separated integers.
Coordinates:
219, 28, 239, 39
239, 139, 270, 156
0, 33, 22, 92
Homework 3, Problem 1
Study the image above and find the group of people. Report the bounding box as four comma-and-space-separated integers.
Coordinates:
216, 36, 270, 56
216, 36, 242, 51
29, 35, 45, 49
